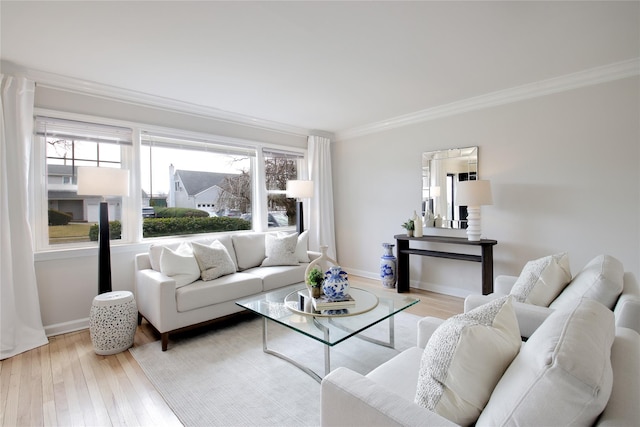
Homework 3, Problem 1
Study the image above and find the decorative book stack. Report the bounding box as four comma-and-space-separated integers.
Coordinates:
312, 294, 356, 310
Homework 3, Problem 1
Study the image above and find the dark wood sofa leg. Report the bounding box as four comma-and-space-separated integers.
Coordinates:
161, 333, 169, 351
137, 312, 143, 325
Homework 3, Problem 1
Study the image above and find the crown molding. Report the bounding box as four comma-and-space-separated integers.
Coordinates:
2, 60, 311, 137
335, 58, 640, 141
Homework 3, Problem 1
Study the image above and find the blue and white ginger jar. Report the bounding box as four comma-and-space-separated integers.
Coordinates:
323, 266, 350, 298
380, 243, 397, 288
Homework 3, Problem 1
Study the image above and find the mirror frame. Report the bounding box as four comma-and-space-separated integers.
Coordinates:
422, 146, 478, 229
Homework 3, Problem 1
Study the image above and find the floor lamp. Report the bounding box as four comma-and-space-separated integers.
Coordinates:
456, 180, 493, 241
286, 180, 314, 235
77, 167, 130, 294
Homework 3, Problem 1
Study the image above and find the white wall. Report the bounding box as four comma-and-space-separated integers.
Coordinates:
333, 77, 639, 297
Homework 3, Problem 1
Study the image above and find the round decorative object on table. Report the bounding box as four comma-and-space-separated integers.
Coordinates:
380, 243, 397, 288
323, 265, 350, 298
89, 291, 138, 355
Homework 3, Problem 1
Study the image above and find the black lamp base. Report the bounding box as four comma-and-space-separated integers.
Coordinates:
295, 200, 304, 235
98, 201, 112, 294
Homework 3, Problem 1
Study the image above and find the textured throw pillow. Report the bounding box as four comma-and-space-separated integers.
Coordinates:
477, 298, 615, 426
191, 241, 236, 281
278, 230, 310, 263
510, 252, 571, 306
414, 296, 521, 426
159, 244, 200, 288
550, 254, 624, 310
261, 233, 299, 267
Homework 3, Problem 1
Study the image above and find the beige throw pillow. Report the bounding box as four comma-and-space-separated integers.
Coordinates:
278, 230, 310, 263
414, 296, 521, 426
191, 241, 236, 281
261, 233, 299, 267
510, 252, 571, 306
159, 244, 200, 288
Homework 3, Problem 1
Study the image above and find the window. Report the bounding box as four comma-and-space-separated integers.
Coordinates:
263, 149, 304, 228
35, 117, 132, 246
141, 133, 254, 238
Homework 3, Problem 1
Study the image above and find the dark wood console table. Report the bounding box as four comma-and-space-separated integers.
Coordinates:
394, 235, 498, 295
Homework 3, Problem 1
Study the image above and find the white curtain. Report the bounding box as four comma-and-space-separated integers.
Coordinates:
1, 75, 48, 360
308, 135, 336, 260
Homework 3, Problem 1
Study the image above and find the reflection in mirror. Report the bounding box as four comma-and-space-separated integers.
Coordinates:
422, 146, 477, 229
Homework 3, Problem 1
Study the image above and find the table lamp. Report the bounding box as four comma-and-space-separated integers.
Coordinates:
456, 180, 493, 241
286, 180, 314, 234
77, 166, 130, 294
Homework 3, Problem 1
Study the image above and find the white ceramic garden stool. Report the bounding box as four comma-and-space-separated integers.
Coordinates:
89, 291, 138, 355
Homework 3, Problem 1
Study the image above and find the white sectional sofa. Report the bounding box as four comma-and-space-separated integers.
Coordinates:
464, 254, 640, 337
134, 231, 318, 350
321, 297, 640, 426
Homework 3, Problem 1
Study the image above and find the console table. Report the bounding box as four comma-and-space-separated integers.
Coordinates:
394, 235, 498, 295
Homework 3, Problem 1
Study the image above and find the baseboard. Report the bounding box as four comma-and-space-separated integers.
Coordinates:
345, 267, 471, 298
45, 318, 89, 337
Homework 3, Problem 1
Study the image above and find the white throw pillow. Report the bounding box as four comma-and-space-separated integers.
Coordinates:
191, 241, 236, 281
550, 254, 624, 310
262, 233, 299, 267
232, 233, 266, 270
510, 252, 571, 306
159, 244, 200, 288
414, 296, 521, 426
477, 298, 615, 426
277, 230, 310, 263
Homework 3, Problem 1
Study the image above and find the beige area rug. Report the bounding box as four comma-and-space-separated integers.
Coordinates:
129, 311, 421, 427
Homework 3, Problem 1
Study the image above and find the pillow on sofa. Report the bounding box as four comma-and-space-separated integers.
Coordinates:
191, 241, 236, 281
550, 254, 624, 311
279, 230, 310, 263
232, 233, 266, 270
262, 233, 299, 267
414, 296, 520, 426
510, 252, 571, 306
159, 244, 200, 288
477, 297, 615, 426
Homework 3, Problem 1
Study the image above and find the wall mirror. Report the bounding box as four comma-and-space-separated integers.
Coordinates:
422, 146, 478, 228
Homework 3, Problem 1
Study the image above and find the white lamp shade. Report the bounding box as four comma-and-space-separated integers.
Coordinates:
77, 167, 130, 197
286, 180, 314, 198
456, 180, 493, 206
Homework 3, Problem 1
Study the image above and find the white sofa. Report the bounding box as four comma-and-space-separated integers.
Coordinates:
465, 254, 640, 337
321, 297, 640, 426
135, 231, 319, 350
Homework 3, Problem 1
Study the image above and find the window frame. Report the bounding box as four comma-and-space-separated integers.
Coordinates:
32, 109, 307, 253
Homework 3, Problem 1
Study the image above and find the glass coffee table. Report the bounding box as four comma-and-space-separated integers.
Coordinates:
236, 284, 420, 382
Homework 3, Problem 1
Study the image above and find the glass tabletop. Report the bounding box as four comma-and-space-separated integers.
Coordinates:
236, 284, 420, 346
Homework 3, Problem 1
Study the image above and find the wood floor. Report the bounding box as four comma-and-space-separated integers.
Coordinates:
0, 277, 463, 427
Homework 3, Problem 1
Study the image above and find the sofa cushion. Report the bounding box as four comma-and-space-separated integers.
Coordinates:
414, 296, 520, 426
149, 241, 181, 271
232, 233, 266, 270
191, 241, 236, 281
366, 347, 423, 402
176, 272, 263, 312
262, 233, 299, 267
477, 298, 615, 426
510, 252, 571, 306
550, 254, 624, 310
281, 230, 310, 263
159, 243, 200, 288
243, 264, 306, 292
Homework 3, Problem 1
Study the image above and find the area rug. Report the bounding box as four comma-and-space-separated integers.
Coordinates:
129, 311, 421, 427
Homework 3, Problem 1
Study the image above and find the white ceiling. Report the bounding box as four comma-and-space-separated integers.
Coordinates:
2, 1, 639, 135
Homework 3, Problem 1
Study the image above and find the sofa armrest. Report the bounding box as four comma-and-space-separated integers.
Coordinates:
321, 367, 458, 427
134, 268, 178, 333
416, 317, 444, 349
495, 275, 518, 294
613, 272, 640, 334
465, 294, 553, 338
596, 327, 640, 426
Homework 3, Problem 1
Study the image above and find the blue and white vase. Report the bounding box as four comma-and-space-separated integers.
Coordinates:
380, 243, 397, 288
323, 266, 350, 298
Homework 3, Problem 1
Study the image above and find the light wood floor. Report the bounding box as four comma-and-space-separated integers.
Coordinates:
0, 277, 463, 427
